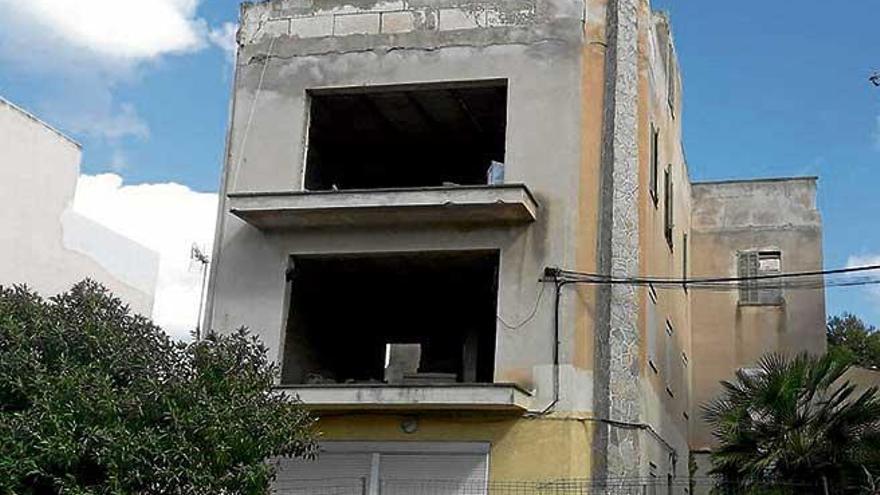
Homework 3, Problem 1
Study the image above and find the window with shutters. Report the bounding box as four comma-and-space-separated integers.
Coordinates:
667, 45, 677, 119
650, 125, 659, 206
666, 50, 676, 119
664, 167, 674, 249
665, 320, 675, 397
682, 232, 688, 291
738, 250, 783, 305
647, 285, 658, 373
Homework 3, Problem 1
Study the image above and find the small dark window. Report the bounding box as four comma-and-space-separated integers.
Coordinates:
737, 251, 783, 305
682, 232, 688, 291
647, 285, 658, 373
650, 125, 659, 205
665, 320, 675, 395
664, 167, 674, 249
667, 45, 676, 119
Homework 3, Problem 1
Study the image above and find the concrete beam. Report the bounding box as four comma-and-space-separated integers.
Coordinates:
229, 184, 539, 230
278, 383, 534, 411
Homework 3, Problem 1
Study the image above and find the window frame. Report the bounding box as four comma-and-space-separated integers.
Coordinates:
664, 166, 674, 250
650, 124, 660, 206
682, 232, 689, 292
647, 284, 659, 374
664, 319, 675, 397
737, 250, 784, 306
667, 43, 676, 119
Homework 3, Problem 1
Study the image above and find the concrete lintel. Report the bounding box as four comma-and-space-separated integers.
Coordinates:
229, 184, 539, 230
278, 383, 533, 411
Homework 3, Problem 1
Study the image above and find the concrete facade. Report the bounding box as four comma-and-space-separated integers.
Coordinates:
689, 178, 825, 474
206, 0, 826, 487
0, 97, 158, 316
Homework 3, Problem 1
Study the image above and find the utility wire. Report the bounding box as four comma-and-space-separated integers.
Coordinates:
545, 264, 880, 291
556, 263, 880, 284
497, 282, 547, 330
230, 36, 277, 191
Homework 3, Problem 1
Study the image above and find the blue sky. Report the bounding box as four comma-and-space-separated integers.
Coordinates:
0, 0, 877, 330
654, 0, 880, 326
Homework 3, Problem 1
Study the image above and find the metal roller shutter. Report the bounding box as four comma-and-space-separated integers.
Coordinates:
379, 453, 489, 495
273, 442, 489, 495
274, 453, 371, 495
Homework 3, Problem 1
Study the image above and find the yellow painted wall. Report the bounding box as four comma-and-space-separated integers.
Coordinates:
636, 6, 693, 478
572, 0, 609, 373
315, 413, 595, 481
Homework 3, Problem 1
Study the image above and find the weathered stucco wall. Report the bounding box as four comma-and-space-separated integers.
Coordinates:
207, 0, 595, 418
317, 413, 595, 481
631, 6, 691, 483
206, 0, 827, 484
689, 177, 826, 450
0, 97, 157, 316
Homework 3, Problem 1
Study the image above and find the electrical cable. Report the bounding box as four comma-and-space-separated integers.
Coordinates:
497, 282, 547, 330
230, 36, 277, 191
549, 264, 880, 291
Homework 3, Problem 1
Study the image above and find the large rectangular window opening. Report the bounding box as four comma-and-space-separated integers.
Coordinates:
281, 251, 499, 386
304, 80, 508, 191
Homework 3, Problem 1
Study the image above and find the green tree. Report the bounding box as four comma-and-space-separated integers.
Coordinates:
704, 353, 880, 494
827, 313, 880, 369
0, 281, 317, 494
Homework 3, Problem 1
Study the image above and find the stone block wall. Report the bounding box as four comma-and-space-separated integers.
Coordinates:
240, 0, 542, 44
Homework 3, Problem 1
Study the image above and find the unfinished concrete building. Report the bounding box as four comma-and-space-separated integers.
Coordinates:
204, 0, 826, 490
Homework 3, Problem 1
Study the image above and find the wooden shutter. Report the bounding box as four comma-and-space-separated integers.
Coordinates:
665, 320, 675, 394
647, 286, 658, 372
682, 233, 689, 289
650, 126, 659, 203
667, 44, 676, 117
664, 168, 674, 247
758, 251, 783, 303
737, 252, 759, 303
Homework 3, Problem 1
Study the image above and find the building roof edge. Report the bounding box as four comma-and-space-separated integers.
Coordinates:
0, 95, 82, 149
692, 176, 818, 187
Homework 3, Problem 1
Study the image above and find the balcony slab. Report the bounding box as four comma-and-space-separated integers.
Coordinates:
229, 184, 538, 230
277, 383, 533, 412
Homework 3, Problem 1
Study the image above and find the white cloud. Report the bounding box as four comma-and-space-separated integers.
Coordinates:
0, 0, 206, 60
56, 100, 150, 142
73, 173, 218, 340
0, 0, 228, 142
209, 22, 239, 59
847, 254, 880, 302
847, 255, 880, 267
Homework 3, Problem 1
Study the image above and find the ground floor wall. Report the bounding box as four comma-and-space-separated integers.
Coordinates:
313, 412, 595, 481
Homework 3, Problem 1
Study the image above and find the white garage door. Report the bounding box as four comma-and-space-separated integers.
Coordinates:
379, 453, 488, 495
273, 442, 489, 495
274, 453, 371, 494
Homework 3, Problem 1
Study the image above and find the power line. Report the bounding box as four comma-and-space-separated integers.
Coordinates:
544, 264, 880, 291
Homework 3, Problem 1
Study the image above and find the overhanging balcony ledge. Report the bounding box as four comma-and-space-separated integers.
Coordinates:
276, 383, 533, 412
228, 184, 538, 230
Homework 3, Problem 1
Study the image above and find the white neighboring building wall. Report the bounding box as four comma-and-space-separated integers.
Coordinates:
0, 96, 158, 315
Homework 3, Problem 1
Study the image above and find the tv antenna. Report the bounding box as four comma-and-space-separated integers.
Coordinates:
191, 244, 210, 340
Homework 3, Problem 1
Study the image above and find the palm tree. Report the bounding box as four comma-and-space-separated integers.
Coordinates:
703, 353, 880, 494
